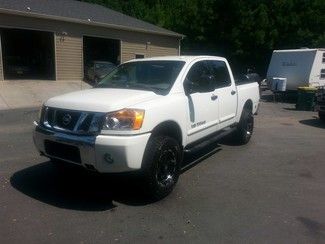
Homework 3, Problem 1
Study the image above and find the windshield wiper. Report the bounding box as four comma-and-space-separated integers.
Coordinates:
125, 83, 163, 94
95, 81, 124, 88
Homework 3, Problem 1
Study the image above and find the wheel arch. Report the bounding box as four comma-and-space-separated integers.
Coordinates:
150, 120, 184, 147
243, 99, 253, 113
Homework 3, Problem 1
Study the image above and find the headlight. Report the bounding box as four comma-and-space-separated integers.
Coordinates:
102, 109, 145, 131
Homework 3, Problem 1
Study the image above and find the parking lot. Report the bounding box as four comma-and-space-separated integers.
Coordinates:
1, 95, 325, 243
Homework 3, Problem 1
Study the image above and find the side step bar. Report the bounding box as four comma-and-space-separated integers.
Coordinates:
184, 124, 237, 154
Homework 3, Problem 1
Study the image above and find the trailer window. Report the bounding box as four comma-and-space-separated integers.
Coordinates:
321, 69, 325, 79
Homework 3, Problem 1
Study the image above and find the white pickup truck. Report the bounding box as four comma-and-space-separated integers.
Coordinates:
33, 56, 260, 198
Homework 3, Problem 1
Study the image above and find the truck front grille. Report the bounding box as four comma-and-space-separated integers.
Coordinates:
42, 107, 104, 134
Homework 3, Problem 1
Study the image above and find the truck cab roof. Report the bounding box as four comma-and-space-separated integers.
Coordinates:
126, 55, 227, 63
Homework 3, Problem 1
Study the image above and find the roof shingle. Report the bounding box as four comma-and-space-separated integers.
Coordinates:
0, 0, 183, 37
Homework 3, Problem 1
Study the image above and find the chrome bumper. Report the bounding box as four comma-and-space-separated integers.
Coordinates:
33, 122, 97, 168
33, 122, 152, 173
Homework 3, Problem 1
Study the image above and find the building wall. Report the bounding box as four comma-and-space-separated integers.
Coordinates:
0, 13, 180, 81
55, 35, 83, 80
121, 41, 147, 61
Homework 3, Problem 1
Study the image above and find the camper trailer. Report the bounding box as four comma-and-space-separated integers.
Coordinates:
266, 48, 325, 91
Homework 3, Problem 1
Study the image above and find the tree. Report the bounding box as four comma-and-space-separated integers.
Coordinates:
81, 0, 325, 76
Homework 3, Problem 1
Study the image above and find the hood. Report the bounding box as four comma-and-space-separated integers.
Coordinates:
45, 88, 159, 112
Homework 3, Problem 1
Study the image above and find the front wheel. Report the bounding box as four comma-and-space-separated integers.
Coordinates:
141, 136, 182, 200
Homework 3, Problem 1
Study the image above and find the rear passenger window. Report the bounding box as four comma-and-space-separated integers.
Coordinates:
207, 61, 231, 88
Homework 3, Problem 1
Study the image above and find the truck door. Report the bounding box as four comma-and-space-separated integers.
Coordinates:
207, 60, 237, 128
184, 60, 220, 143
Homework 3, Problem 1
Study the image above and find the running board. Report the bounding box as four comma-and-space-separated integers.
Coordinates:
181, 147, 222, 173
184, 125, 237, 154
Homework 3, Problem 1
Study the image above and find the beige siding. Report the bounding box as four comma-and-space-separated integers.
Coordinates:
121, 41, 147, 61
148, 43, 179, 58
0, 13, 180, 81
55, 35, 83, 80
122, 39, 179, 62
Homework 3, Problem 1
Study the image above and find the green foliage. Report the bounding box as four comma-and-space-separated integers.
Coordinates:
81, 0, 325, 75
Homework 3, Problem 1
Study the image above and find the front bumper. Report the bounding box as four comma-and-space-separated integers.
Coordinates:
33, 123, 151, 173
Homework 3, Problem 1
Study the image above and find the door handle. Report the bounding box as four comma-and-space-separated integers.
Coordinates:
211, 94, 218, 101
231, 90, 236, 95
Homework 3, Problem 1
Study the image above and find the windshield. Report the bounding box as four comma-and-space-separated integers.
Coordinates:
96, 60, 185, 95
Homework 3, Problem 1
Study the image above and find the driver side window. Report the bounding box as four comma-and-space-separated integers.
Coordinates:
185, 61, 212, 94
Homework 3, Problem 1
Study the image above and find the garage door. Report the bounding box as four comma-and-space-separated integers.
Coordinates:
83, 36, 120, 82
1, 28, 55, 80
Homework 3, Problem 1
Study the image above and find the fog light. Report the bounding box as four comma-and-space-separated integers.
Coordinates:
104, 153, 114, 164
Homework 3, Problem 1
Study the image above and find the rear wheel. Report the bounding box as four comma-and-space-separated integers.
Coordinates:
233, 108, 254, 145
319, 111, 325, 122
142, 136, 182, 199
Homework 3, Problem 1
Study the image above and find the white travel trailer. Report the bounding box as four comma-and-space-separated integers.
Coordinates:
266, 48, 325, 91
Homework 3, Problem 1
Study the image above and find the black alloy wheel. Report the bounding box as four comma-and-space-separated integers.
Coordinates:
142, 136, 181, 199
156, 148, 178, 188
232, 108, 254, 145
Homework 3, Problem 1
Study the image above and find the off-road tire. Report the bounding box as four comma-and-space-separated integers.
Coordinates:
142, 136, 182, 200
233, 108, 254, 145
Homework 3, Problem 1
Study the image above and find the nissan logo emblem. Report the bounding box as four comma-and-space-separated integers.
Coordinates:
62, 114, 72, 125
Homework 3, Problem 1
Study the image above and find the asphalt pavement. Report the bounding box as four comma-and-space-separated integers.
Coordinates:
1, 98, 325, 243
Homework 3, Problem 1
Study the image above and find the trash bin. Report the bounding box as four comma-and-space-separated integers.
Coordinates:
296, 87, 317, 111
